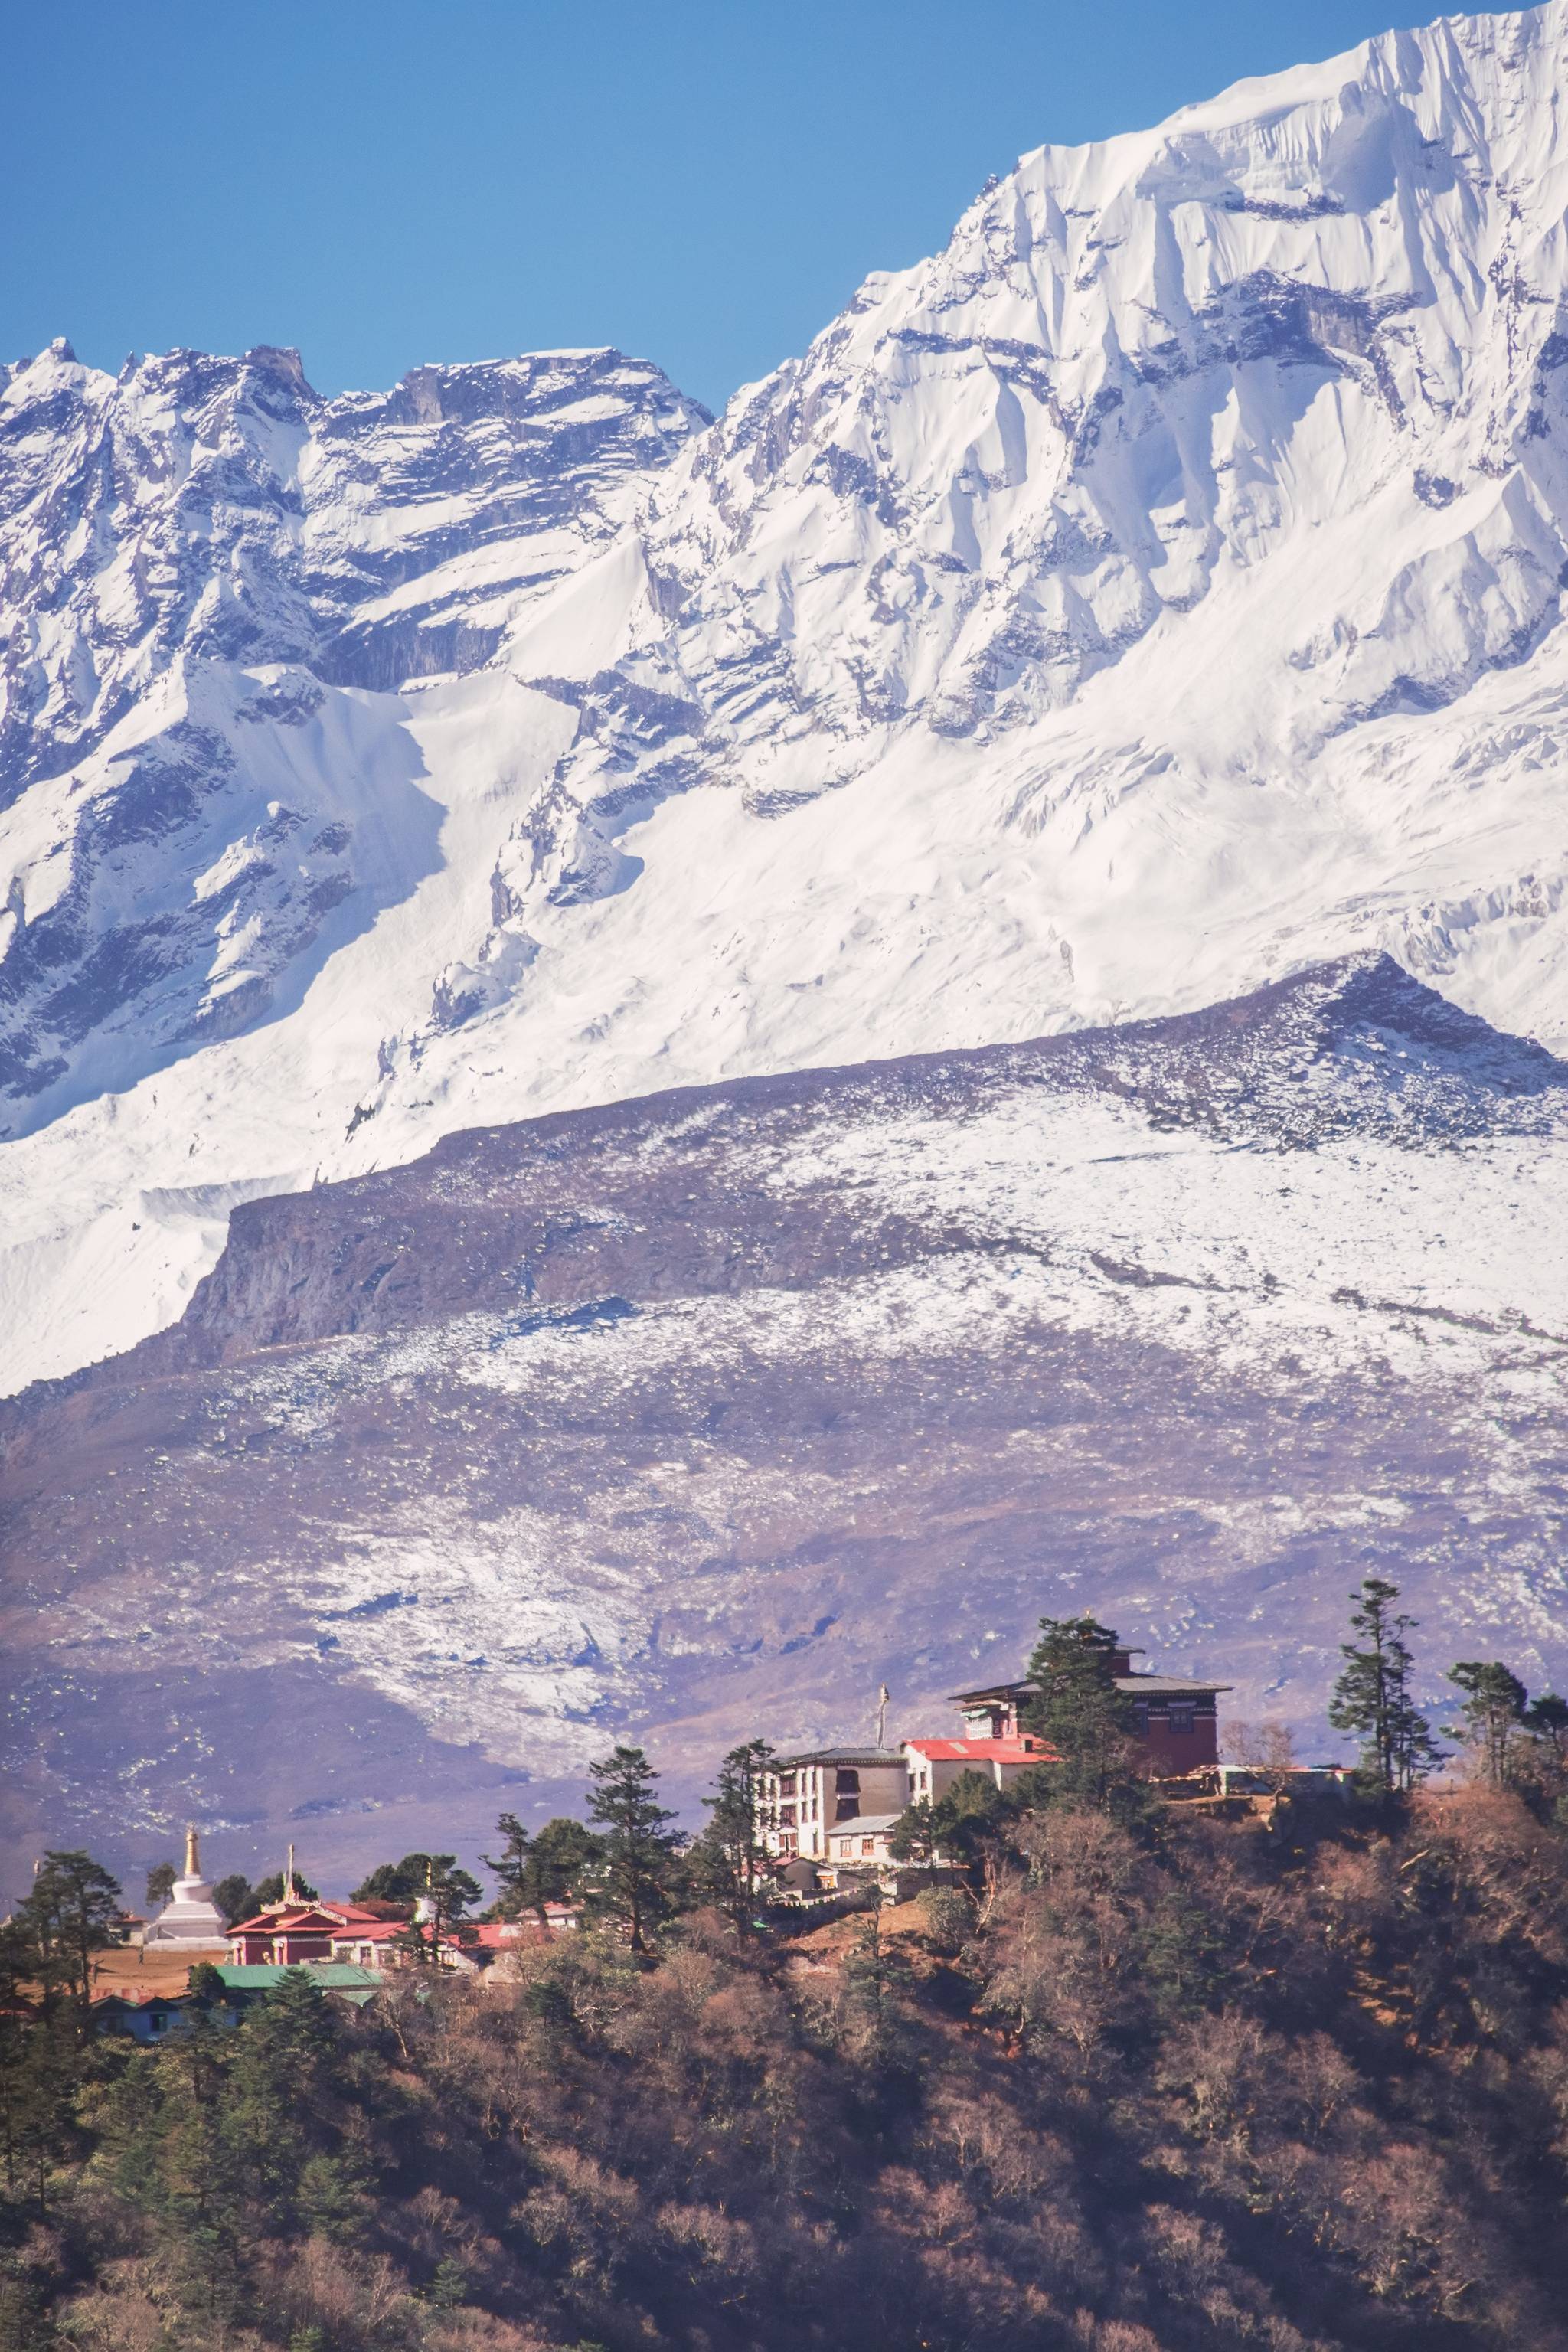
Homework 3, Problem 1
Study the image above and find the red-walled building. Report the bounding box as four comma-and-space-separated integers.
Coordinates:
227, 1902, 378, 1966
949, 1641, 1230, 1773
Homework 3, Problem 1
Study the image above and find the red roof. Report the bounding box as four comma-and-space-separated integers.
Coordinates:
228, 1905, 351, 1936
904, 1736, 1059, 1762
468, 1910, 576, 1949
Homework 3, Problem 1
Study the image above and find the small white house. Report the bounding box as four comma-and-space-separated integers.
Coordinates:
823, 1811, 903, 1867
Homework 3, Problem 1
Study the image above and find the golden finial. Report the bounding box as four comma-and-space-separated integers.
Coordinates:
184, 1824, 201, 1880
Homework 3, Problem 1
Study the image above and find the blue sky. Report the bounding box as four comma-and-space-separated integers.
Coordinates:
3, 0, 1524, 413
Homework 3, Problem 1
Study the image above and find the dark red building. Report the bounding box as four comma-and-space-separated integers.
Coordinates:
949, 1639, 1230, 1774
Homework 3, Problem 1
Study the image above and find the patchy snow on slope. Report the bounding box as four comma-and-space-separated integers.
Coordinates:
5, 956, 1565, 1870
152, 968, 1565, 1758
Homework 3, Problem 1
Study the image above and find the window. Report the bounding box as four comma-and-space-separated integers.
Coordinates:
835, 1768, 861, 1794
779, 1804, 796, 1826
835, 1796, 861, 1822
1169, 1704, 1195, 1735
861, 1838, 875, 1856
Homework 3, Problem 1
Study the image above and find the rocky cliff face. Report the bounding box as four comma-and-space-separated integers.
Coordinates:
3, 956, 1564, 1885
0, 341, 705, 1113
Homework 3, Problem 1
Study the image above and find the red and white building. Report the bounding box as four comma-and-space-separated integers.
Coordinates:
903, 1730, 1055, 1807
227, 1900, 406, 1968
226, 1892, 582, 1971
757, 1630, 1231, 1873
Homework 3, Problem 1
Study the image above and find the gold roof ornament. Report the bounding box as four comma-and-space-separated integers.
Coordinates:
184, 1824, 201, 1880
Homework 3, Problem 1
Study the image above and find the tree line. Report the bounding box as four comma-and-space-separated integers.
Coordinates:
7, 1580, 1568, 2350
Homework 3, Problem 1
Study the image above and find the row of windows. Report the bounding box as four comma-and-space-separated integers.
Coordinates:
1133, 1703, 1200, 1734
771, 1768, 865, 1795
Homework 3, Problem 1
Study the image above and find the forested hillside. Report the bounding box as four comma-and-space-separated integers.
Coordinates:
8, 1779, 1568, 2352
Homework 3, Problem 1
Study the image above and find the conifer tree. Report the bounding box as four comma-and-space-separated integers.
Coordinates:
392, 1856, 482, 1965
691, 1740, 774, 1930
930, 1768, 1008, 1873
1023, 1615, 1148, 1818
251, 1868, 318, 1906
218, 1970, 342, 2233
585, 1744, 682, 1953
17, 1850, 122, 2011
888, 1796, 941, 1874
485, 1815, 599, 1930
890, 1771, 1008, 1880
1328, 1577, 1442, 1792
841, 1911, 916, 2075
1445, 1660, 1528, 1784
211, 1873, 256, 1926
1524, 1690, 1568, 1776
351, 1851, 446, 1904
145, 1860, 177, 1912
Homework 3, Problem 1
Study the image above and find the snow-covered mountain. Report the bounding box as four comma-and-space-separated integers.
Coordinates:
6, 1, 1568, 1398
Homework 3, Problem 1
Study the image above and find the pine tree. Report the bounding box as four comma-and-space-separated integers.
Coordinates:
392, 1856, 482, 1966
1524, 1691, 1568, 1776
691, 1741, 775, 1930
929, 1768, 1008, 1873
485, 1815, 599, 1930
17, 1849, 123, 2011
888, 1797, 941, 1874
841, 1911, 916, 2075
5, 2012, 82, 2215
351, 1851, 444, 1904
1023, 1615, 1148, 1818
211, 1873, 256, 1926
145, 1860, 178, 1912
1328, 1577, 1442, 1792
219, 1969, 344, 2232
251, 1869, 318, 1906
585, 1745, 682, 1953
1445, 1660, 1528, 1784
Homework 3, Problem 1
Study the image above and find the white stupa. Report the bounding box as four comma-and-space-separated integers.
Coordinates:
143, 1825, 228, 1949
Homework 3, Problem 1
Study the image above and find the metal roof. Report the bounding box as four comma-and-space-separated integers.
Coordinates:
772, 1748, 907, 1770
825, 1813, 904, 1838
217, 1962, 381, 2002
1116, 1675, 1233, 1696
949, 1673, 1232, 1704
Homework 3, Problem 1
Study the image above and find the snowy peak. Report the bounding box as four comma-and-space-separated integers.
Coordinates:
485, 2, 1568, 1043
619, 0, 1568, 746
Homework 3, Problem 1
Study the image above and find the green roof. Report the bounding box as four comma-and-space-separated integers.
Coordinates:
217, 1962, 381, 2005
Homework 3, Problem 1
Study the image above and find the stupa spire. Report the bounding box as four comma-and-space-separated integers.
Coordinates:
184, 1824, 201, 1880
